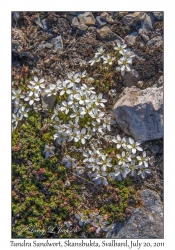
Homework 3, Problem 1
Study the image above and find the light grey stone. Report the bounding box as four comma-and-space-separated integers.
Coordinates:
13, 12, 21, 22
141, 13, 156, 34
77, 24, 88, 35
110, 189, 163, 238
113, 86, 163, 141
100, 12, 114, 23
158, 75, 163, 86
33, 14, 44, 29
147, 36, 163, 48
41, 91, 56, 111
72, 17, 79, 27
97, 26, 124, 42
122, 69, 140, 87
77, 12, 96, 26
50, 35, 63, 52
45, 43, 53, 49
96, 16, 107, 27
123, 12, 146, 27
153, 12, 163, 20
124, 32, 138, 46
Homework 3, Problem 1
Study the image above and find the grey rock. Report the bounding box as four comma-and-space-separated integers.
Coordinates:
158, 75, 163, 86
123, 12, 146, 27
113, 86, 163, 141
124, 32, 138, 46
50, 35, 63, 52
97, 26, 123, 42
44, 58, 55, 68
13, 12, 21, 22
41, 91, 56, 111
77, 24, 88, 35
111, 189, 163, 238
122, 69, 140, 87
77, 12, 96, 26
147, 36, 163, 48
45, 43, 53, 49
96, 16, 107, 27
100, 12, 114, 23
141, 13, 156, 34
41, 19, 49, 31
33, 14, 44, 29
118, 12, 129, 18
72, 17, 79, 27
153, 12, 163, 20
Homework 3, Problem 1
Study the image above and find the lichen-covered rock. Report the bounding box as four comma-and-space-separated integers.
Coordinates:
77, 12, 96, 26
100, 12, 114, 23
123, 12, 146, 27
141, 13, 156, 34
124, 31, 138, 46
152, 12, 163, 20
97, 26, 123, 42
110, 189, 163, 238
50, 35, 63, 52
113, 86, 163, 141
147, 36, 163, 48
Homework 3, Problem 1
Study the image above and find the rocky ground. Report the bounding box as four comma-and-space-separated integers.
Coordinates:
12, 11, 163, 238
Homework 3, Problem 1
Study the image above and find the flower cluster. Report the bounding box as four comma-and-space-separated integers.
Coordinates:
75, 211, 112, 234
89, 40, 135, 76
49, 71, 116, 146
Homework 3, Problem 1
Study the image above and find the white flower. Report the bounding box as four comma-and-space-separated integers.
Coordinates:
79, 128, 88, 144
81, 84, 96, 94
12, 88, 25, 101
75, 213, 91, 226
95, 46, 105, 57
45, 84, 58, 96
114, 164, 130, 180
68, 128, 80, 142
108, 171, 120, 181
137, 151, 149, 168
24, 93, 40, 105
92, 93, 107, 107
92, 217, 109, 234
92, 172, 108, 186
13, 99, 22, 113
59, 81, 73, 96
12, 113, 23, 127
98, 155, 112, 171
89, 108, 105, 122
127, 160, 138, 176
137, 165, 151, 179
18, 106, 30, 118
66, 72, 81, 84
116, 56, 132, 76
103, 116, 116, 131
62, 155, 76, 168
108, 89, 116, 97
123, 48, 135, 59
112, 134, 123, 149
28, 85, 40, 96
70, 107, 86, 123
89, 56, 101, 66
113, 40, 127, 55
60, 101, 71, 114
127, 137, 143, 154
30, 76, 45, 90
102, 53, 115, 65
91, 121, 104, 134
116, 151, 127, 165
74, 91, 91, 105
43, 145, 55, 158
